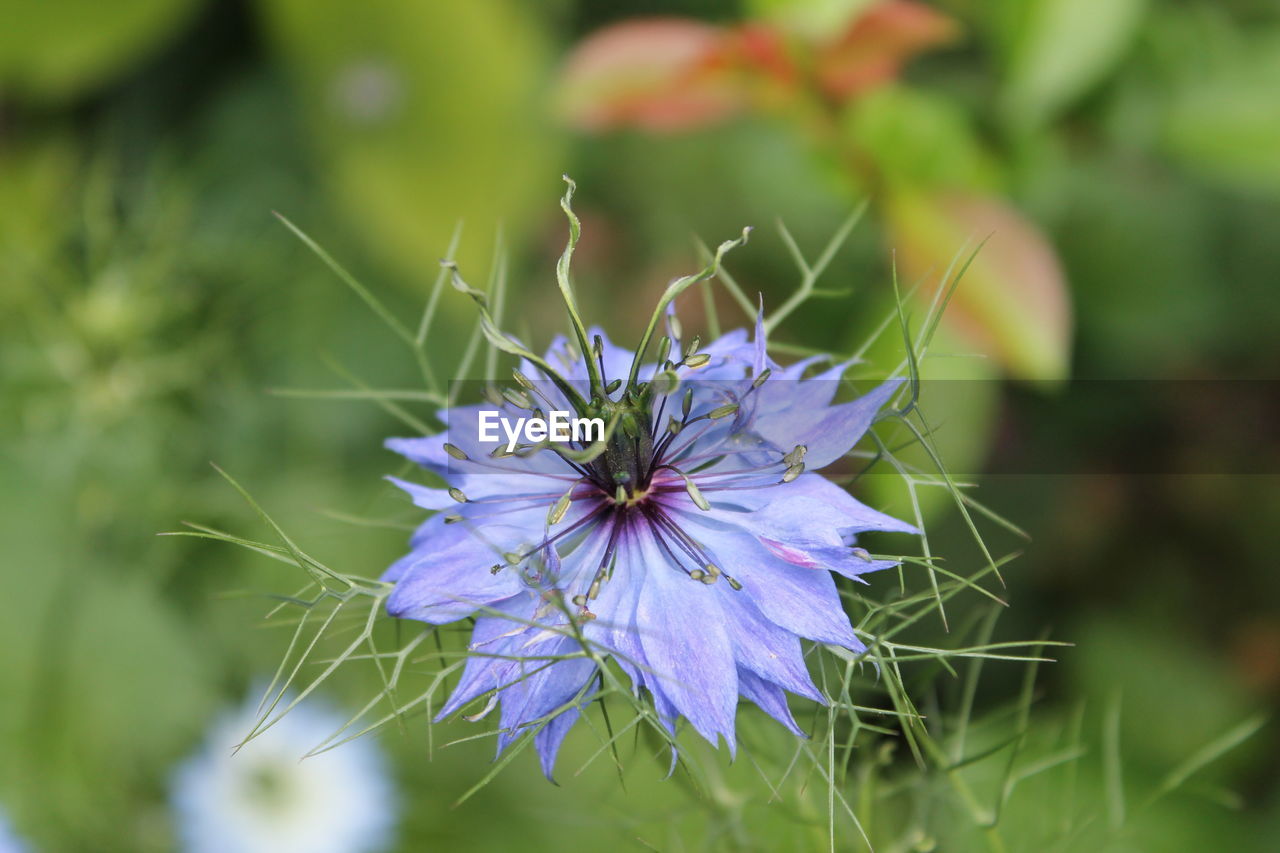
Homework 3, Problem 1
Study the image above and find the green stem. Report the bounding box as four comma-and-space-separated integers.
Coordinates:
625, 227, 751, 391
556, 177, 605, 399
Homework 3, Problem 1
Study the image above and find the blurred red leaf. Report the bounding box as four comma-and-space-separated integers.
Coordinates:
556, 19, 749, 133
815, 0, 960, 101
557, 4, 957, 133
885, 191, 1073, 381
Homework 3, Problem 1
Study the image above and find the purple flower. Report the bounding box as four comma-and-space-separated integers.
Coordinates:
382, 310, 916, 778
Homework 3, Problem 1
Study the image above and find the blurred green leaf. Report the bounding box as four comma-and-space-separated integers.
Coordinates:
258, 0, 560, 283
844, 84, 999, 191
884, 190, 1072, 381
860, 319, 1003, 524
994, 0, 1147, 129
1159, 28, 1280, 193
748, 0, 878, 38
0, 0, 198, 102
0, 134, 77, 304
0, 462, 215, 846
1069, 615, 1265, 779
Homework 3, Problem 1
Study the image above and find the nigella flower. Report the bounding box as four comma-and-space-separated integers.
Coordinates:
383, 183, 916, 778
170, 690, 397, 853
0, 809, 30, 853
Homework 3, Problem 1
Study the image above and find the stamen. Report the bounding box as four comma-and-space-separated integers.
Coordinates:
652, 369, 680, 395
547, 479, 583, 525
593, 334, 607, 385
644, 516, 702, 579
647, 510, 714, 574
443, 443, 468, 461
654, 335, 671, 366
496, 502, 611, 568
502, 388, 532, 410
586, 516, 625, 600
681, 474, 710, 511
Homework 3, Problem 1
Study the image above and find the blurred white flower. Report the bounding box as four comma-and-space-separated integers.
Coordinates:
0, 809, 30, 853
331, 59, 404, 125
171, 691, 396, 853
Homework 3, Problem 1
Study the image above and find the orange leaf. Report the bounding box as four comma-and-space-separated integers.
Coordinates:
885, 191, 1073, 381
556, 18, 749, 133
816, 0, 960, 101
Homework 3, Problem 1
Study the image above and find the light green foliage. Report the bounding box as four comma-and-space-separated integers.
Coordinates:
258, 0, 561, 283
0, 0, 198, 101
748, 0, 878, 37
0, 463, 216, 845
844, 85, 1001, 193
1153, 16, 1280, 192
993, 0, 1148, 129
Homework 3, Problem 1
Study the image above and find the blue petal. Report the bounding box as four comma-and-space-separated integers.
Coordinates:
436, 598, 535, 718
495, 635, 595, 756
386, 475, 456, 511
680, 519, 863, 650
755, 379, 903, 469
534, 705, 581, 781
387, 534, 528, 623
758, 537, 900, 582
631, 530, 739, 751
703, 473, 918, 538
753, 359, 857, 415
718, 588, 823, 703
738, 668, 806, 737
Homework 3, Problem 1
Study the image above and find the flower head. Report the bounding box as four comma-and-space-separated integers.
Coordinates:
384, 205, 917, 777
171, 691, 397, 853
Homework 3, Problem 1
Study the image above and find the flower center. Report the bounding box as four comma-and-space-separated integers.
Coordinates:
585, 399, 656, 498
